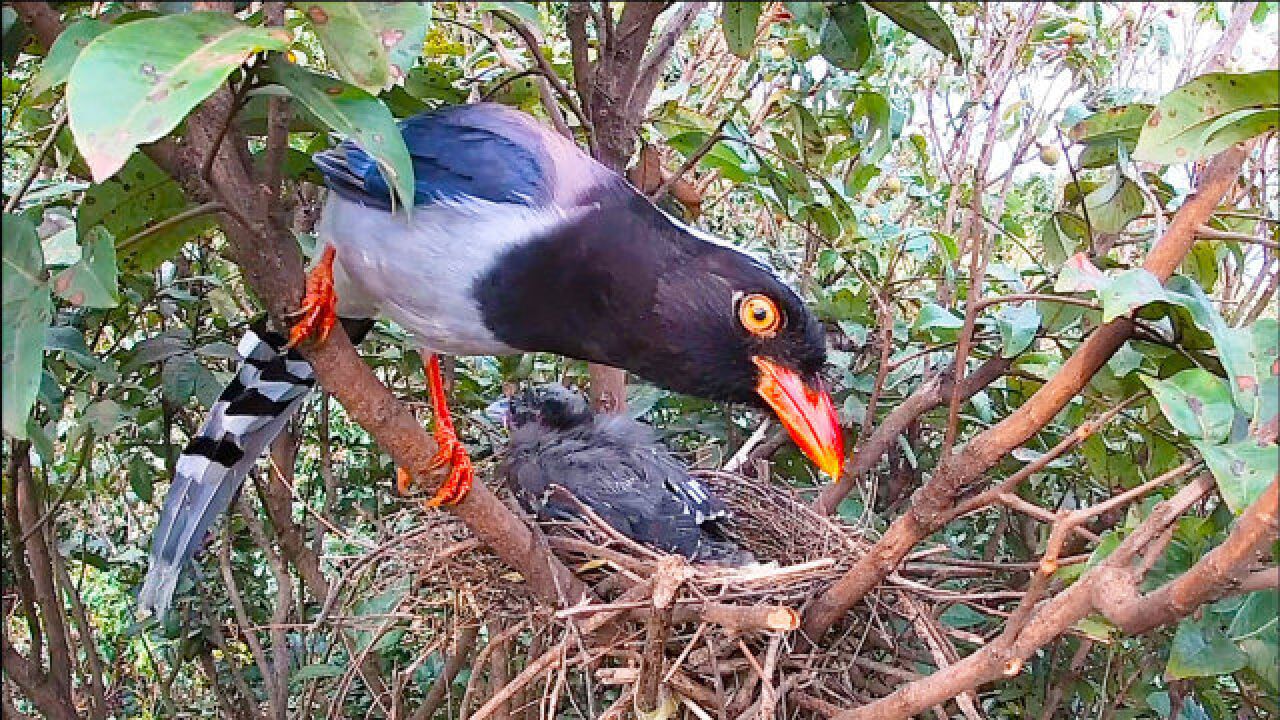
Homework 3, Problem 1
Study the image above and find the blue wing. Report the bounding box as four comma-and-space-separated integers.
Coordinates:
312, 103, 555, 211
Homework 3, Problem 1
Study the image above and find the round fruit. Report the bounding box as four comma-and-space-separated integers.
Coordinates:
1040, 145, 1061, 166
1065, 21, 1089, 40
769, 44, 787, 61
884, 177, 903, 193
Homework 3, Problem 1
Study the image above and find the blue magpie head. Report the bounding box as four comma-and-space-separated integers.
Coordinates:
638, 229, 843, 479
476, 193, 844, 479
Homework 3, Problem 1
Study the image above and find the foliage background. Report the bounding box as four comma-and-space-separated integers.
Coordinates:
1, 2, 1277, 719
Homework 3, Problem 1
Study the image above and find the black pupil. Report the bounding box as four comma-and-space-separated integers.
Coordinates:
752, 305, 768, 322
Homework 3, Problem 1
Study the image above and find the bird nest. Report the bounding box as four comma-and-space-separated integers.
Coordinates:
323, 468, 958, 719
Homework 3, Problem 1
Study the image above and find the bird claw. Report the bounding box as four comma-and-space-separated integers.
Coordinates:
394, 430, 474, 507
286, 245, 338, 349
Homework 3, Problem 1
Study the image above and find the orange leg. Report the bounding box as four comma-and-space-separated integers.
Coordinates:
286, 245, 339, 349
396, 354, 474, 507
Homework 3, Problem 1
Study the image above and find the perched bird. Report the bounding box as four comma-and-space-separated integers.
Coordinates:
140, 102, 842, 614
500, 385, 752, 565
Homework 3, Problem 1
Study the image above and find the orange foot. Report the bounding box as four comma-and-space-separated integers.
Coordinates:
394, 354, 475, 507
286, 245, 338, 349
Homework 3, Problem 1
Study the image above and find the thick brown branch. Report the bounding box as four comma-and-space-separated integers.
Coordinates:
0, 646, 78, 720
830, 473, 1262, 720
12, 452, 73, 700
1094, 479, 1278, 634
803, 145, 1249, 640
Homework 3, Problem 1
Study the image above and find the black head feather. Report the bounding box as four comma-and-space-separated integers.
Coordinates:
476, 191, 827, 406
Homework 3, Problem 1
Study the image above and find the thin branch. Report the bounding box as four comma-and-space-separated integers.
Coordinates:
3, 110, 67, 214
491, 9, 592, 144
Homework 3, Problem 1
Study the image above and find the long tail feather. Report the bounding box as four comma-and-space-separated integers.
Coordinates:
139, 320, 314, 616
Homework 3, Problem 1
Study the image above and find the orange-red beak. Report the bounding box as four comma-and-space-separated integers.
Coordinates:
752, 356, 844, 479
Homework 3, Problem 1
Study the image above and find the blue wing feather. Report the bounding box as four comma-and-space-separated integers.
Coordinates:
313, 103, 555, 211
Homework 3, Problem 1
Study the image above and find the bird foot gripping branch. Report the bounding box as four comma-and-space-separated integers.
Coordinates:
290, 246, 474, 507
286, 245, 339, 349
395, 354, 475, 507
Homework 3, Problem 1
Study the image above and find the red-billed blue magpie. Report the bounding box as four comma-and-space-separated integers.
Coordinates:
140, 102, 841, 614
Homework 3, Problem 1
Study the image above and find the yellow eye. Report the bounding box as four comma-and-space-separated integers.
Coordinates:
738, 293, 781, 337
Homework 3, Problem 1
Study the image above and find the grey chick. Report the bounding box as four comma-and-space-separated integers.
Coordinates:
498, 384, 753, 565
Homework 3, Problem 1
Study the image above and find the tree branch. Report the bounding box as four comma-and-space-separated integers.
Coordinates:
802, 145, 1249, 640
829, 473, 1269, 720
1094, 479, 1278, 634
813, 354, 1012, 515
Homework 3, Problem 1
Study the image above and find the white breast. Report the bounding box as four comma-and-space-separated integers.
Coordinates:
318, 195, 567, 356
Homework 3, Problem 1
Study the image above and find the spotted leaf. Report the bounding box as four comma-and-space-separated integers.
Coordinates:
1143, 368, 1234, 444
298, 3, 431, 94
1134, 71, 1279, 164
67, 13, 289, 182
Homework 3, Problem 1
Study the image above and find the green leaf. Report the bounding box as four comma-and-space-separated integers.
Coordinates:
995, 302, 1039, 357
2, 214, 53, 439
1180, 240, 1220, 290
852, 91, 892, 164
291, 663, 344, 684
912, 302, 964, 342
1143, 368, 1234, 443
271, 59, 415, 211
1229, 590, 1278, 640
162, 353, 221, 409
299, 3, 431, 93
52, 226, 117, 308
1134, 71, 1280, 164
1039, 212, 1086, 268
1200, 108, 1279, 157
1068, 104, 1154, 145
67, 13, 290, 182
1167, 614, 1248, 679
1196, 439, 1277, 514
79, 153, 214, 271
82, 399, 128, 436
1163, 276, 1256, 413
1083, 173, 1144, 234
128, 454, 154, 503
939, 603, 987, 629
1082, 433, 1137, 488
866, 2, 962, 63
1054, 253, 1108, 293
477, 2, 542, 29
819, 2, 871, 72
721, 2, 762, 59
30, 17, 110, 97
357, 575, 410, 617
1099, 269, 1166, 323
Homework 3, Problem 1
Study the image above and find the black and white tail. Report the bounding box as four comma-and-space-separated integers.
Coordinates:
139, 320, 315, 615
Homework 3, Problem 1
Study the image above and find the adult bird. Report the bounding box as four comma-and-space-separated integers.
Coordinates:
501, 384, 753, 565
139, 102, 842, 614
